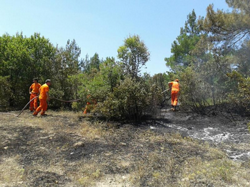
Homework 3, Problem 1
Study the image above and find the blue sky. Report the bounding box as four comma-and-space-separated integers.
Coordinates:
0, 0, 229, 75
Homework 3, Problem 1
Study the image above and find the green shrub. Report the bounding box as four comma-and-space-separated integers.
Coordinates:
96, 77, 150, 120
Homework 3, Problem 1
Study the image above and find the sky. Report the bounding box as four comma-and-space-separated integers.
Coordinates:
0, 0, 230, 75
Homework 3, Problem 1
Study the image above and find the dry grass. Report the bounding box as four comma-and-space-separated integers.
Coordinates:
0, 110, 250, 186
0, 155, 25, 186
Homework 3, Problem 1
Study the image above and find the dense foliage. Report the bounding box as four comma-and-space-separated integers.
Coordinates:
1, 0, 249, 118
0, 33, 167, 119
165, 1, 250, 115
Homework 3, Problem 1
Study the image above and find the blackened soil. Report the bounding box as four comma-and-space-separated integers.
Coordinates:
0, 108, 249, 186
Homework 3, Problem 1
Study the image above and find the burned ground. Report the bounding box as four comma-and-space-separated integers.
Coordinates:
0, 109, 250, 186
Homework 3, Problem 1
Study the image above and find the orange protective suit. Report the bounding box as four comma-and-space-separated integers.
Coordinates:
168, 80, 180, 107
29, 83, 41, 111
33, 83, 49, 116
83, 94, 97, 114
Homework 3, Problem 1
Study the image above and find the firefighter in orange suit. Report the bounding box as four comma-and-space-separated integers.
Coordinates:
83, 94, 91, 114
168, 79, 180, 111
29, 78, 41, 112
83, 92, 97, 114
33, 79, 51, 116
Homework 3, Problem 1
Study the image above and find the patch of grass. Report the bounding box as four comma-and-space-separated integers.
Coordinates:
79, 122, 105, 140
65, 162, 104, 186
76, 169, 102, 186
0, 156, 25, 185
180, 158, 247, 186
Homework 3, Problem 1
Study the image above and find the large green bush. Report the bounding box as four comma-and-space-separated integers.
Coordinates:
96, 77, 150, 120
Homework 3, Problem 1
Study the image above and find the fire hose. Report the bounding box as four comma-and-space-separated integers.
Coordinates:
16, 97, 82, 117
17, 90, 170, 117
50, 98, 82, 103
